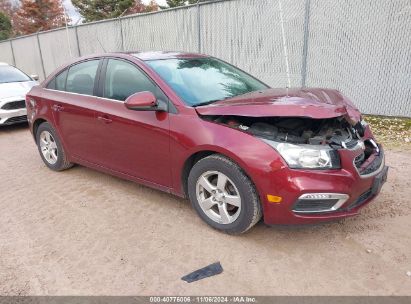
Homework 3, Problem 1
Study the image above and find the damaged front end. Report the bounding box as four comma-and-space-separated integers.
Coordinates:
201, 113, 387, 218
194, 88, 387, 222
202, 115, 373, 171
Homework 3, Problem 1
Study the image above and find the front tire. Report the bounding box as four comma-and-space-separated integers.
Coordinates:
188, 154, 262, 234
36, 122, 73, 171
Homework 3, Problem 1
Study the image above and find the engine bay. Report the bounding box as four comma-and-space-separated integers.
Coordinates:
203, 115, 364, 148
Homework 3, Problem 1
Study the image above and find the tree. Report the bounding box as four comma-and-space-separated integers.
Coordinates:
15, 0, 68, 35
72, 0, 158, 23
0, 0, 14, 15
0, 11, 11, 40
165, 0, 198, 8
72, 0, 132, 22
127, 0, 159, 15
0, 0, 17, 36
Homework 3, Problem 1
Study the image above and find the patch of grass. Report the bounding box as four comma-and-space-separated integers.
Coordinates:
364, 115, 411, 147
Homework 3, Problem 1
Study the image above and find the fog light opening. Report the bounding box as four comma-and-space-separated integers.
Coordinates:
292, 193, 349, 213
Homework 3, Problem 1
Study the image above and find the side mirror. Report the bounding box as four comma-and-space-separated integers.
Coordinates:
30, 74, 39, 81
125, 91, 164, 111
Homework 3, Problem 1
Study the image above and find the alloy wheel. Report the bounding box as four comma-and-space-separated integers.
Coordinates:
39, 130, 58, 165
196, 170, 242, 224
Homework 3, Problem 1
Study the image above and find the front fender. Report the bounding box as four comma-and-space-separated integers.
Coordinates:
169, 114, 287, 202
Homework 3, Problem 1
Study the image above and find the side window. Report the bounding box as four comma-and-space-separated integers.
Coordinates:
66, 60, 100, 95
46, 78, 56, 90
55, 70, 68, 91
104, 59, 157, 101
46, 70, 68, 91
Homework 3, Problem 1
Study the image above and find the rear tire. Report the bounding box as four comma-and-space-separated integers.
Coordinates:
188, 154, 262, 234
36, 122, 73, 171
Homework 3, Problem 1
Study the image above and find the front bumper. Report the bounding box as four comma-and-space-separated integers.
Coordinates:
0, 98, 27, 125
0, 108, 27, 125
261, 144, 387, 225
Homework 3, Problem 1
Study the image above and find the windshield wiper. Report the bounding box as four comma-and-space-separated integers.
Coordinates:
193, 90, 266, 107
194, 96, 235, 107
193, 100, 221, 107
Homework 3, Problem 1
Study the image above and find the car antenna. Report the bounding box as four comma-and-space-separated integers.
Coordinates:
278, 0, 291, 97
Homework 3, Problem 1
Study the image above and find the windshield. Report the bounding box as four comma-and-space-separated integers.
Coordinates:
146, 58, 269, 106
0, 65, 31, 84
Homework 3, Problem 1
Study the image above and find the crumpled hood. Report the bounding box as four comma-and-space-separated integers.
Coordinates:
195, 88, 361, 124
0, 81, 38, 101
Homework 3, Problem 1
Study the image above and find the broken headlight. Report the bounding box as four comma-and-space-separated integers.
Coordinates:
262, 139, 341, 169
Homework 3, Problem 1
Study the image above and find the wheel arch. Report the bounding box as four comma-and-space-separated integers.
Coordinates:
181, 150, 216, 198
180, 148, 259, 200
32, 118, 48, 142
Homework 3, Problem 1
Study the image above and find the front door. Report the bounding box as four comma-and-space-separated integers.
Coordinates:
92, 58, 172, 187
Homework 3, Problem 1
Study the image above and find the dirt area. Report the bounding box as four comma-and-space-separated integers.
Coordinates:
364, 115, 411, 147
0, 123, 410, 296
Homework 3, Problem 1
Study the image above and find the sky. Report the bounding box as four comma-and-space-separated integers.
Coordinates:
63, 0, 169, 24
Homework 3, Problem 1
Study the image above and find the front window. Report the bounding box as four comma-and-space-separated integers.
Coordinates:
104, 59, 157, 101
146, 58, 268, 106
0, 65, 31, 84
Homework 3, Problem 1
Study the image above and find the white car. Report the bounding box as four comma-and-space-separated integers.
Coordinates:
0, 62, 38, 126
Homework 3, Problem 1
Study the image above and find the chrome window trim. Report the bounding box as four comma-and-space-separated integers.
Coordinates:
44, 88, 174, 113
43, 88, 125, 104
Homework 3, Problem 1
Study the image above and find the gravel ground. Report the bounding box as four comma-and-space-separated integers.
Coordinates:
364, 115, 411, 147
0, 123, 410, 296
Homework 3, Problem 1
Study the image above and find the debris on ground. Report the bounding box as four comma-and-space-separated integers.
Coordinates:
181, 262, 223, 283
407, 271, 411, 277
364, 115, 411, 147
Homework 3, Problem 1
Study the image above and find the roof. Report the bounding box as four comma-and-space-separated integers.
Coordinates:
129, 51, 209, 61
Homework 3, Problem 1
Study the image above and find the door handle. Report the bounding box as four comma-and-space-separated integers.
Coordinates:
97, 115, 113, 124
52, 104, 64, 112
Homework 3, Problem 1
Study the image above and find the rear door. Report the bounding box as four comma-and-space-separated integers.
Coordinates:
92, 58, 172, 187
47, 59, 103, 162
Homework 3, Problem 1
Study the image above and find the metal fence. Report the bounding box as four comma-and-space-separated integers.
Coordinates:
0, 0, 410, 117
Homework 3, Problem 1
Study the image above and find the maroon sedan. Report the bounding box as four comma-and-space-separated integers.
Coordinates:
26, 51, 387, 233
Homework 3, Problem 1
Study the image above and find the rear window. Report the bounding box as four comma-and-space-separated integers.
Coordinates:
0, 65, 31, 84
66, 60, 100, 96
